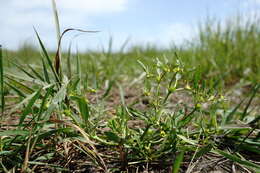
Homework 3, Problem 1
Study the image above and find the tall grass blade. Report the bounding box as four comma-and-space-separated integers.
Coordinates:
52, 0, 62, 79
41, 58, 50, 83
37, 85, 54, 121
27, 64, 44, 81
102, 80, 114, 98
241, 84, 260, 120
19, 88, 42, 126
11, 61, 36, 79
5, 76, 34, 94
177, 108, 197, 128
71, 96, 90, 124
0, 130, 29, 136
43, 82, 67, 120
5, 72, 46, 86
0, 45, 4, 115
118, 84, 126, 106
215, 149, 260, 171
4, 82, 26, 98
224, 98, 245, 124
54, 28, 98, 80
51, 0, 61, 52
172, 151, 184, 173
67, 42, 72, 79
76, 50, 82, 94
34, 28, 60, 84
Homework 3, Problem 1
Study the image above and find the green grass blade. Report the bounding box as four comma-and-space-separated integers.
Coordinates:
118, 84, 126, 106
27, 64, 45, 81
215, 149, 260, 171
102, 80, 114, 98
194, 144, 213, 159
34, 28, 60, 84
51, 0, 61, 48
76, 50, 81, 77
0, 160, 9, 173
224, 98, 245, 124
66, 42, 72, 79
11, 61, 36, 79
43, 83, 67, 120
0, 45, 4, 115
41, 58, 50, 83
0, 130, 29, 136
52, 0, 62, 79
177, 108, 197, 128
76, 50, 82, 94
177, 134, 198, 145
37, 85, 54, 121
5, 72, 46, 86
172, 151, 185, 173
241, 84, 260, 120
4, 81, 26, 98
71, 96, 90, 124
5, 76, 34, 94
19, 88, 42, 126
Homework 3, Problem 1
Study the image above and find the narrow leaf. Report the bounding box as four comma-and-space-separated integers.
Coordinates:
0, 45, 4, 114
215, 149, 260, 171
41, 58, 50, 83
19, 88, 42, 125
172, 151, 185, 173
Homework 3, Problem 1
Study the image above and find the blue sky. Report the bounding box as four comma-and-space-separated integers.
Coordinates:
1, 0, 260, 51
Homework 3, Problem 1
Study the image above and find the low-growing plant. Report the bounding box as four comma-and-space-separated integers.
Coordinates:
0, 1, 259, 172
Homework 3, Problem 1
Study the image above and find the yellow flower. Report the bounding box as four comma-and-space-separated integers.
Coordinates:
160, 130, 166, 137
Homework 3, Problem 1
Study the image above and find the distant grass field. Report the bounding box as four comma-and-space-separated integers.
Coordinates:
0, 9, 260, 173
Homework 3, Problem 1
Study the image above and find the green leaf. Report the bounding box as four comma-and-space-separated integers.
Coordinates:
172, 151, 184, 173
37, 85, 54, 120
41, 58, 50, 83
177, 134, 197, 145
224, 98, 245, 124
102, 80, 114, 98
6, 76, 34, 94
71, 96, 90, 123
0, 130, 29, 136
34, 28, 60, 84
194, 144, 213, 159
177, 108, 197, 128
19, 88, 42, 125
5, 72, 47, 86
9, 90, 40, 115
11, 61, 36, 79
104, 131, 121, 143
52, 84, 67, 104
76, 51, 82, 94
43, 84, 67, 120
66, 42, 72, 80
4, 81, 26, 98
27, 64, 45, 81
0, 45, 4, 114
0, 150, 13, 156
241, 84, 260, 120
35, 153, 54, 161
214, 149, 260, 171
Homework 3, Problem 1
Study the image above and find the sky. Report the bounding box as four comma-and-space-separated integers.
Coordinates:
1, 0, 260, 52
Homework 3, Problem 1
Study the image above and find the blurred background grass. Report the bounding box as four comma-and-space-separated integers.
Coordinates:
3, 16, 260, 89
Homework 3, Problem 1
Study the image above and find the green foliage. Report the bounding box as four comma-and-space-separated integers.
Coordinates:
0, 13, 259, 172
